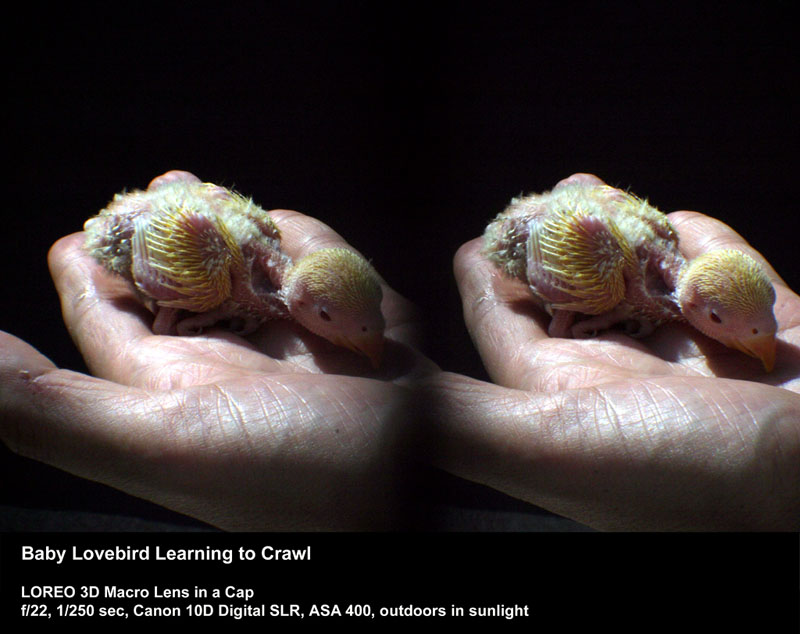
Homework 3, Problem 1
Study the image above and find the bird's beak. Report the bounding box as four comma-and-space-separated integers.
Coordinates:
730, 333, 776, 372
341, 333, 385, 368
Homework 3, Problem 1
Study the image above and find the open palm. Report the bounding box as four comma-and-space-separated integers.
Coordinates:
1, 210, 431, 530
427, 208, 799, 530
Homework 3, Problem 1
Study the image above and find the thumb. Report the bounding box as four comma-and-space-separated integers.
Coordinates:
0, 330, 153, 484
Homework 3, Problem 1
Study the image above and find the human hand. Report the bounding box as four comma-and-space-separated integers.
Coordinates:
1, 204, 433, 531
425, 180, 800, 530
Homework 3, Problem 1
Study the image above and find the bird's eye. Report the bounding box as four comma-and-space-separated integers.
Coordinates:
752, 328, 759, 335
361, 326, 367, 332
709, 311, 722, 324
319, 309, 331, 322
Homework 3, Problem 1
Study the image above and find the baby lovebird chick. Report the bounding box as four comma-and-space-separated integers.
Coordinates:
84, 171, 385, 366
483, 175, 778, 371
280, 247, 385, 366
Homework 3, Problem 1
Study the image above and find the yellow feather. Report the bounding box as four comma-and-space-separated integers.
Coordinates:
287, 248, 382, 311
681, 249, 775, 316
532, 206, 635, 314
137, 205, 243, 312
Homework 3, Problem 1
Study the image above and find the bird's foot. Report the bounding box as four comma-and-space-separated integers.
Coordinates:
571, 321, 600, 339
152, 307, 181, 335
547, 310, 576, 338
621, 318, 655, 338
174, 310, 261, 336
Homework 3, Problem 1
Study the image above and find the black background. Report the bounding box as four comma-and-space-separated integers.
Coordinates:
2, 3, 798, 531
1, 532, 798, 629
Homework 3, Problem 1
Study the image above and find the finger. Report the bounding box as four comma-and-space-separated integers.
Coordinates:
48, 233, 157, 378
669, 210, 800, 352
454, 237, 551, 388
1, 333, 237, 523
0, 330, 150, 482
0, 330, 58, 383
668, 210, 785, 284
553, 172, 607, 189
268, 209, 364, 259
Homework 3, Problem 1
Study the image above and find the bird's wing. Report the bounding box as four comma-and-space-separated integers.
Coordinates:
131, 205, 243, 312
526, 206, 635, 315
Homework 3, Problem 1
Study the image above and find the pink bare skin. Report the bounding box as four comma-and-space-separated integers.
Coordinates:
423, 181, 800, 530
0, 206, 434, 530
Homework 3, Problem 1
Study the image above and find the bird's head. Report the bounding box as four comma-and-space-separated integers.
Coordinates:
676, 249, 777, 371
281, 248, 385, 366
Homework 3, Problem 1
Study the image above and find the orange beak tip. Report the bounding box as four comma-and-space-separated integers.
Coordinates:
344, 334, 385, 368
734, 334, 776, 373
